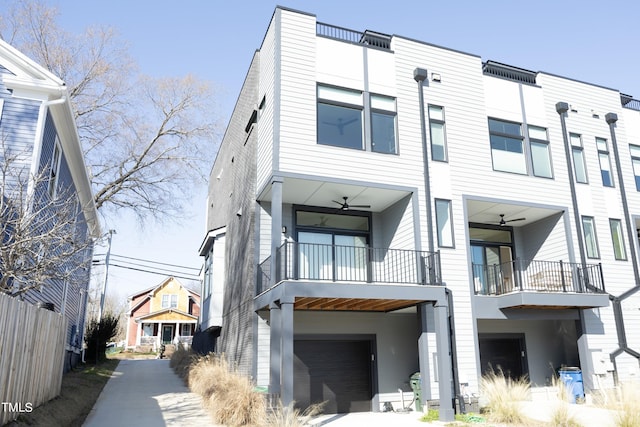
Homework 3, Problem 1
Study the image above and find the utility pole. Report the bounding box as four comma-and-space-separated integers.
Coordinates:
98, 229, 115, 322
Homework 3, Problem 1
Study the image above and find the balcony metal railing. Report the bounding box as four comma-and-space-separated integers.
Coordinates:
257, 242, 440, 294
316, 22, 391, 50
621, 94, 640, 111
473, 258, 605, 296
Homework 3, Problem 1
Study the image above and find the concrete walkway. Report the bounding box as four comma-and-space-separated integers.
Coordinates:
83, 359, 214, 427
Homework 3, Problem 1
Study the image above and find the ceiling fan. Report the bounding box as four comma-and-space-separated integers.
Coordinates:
496, 214, 526, 226
332, 196, 371, 211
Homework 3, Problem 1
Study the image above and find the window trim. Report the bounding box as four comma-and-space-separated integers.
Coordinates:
596, 137, 614, 187
570, 133, 588, 184
317, 83, 397, 155
428, 105, 447, 162
630, 144, 640, 191
528, 125, 553, 178
161, 294, 178, 309
435, 199, 454, 248
582, 216, 600, 259
609, 218, 627, 261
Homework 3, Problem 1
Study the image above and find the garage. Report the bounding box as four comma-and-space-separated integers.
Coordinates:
293, 338, 374, 413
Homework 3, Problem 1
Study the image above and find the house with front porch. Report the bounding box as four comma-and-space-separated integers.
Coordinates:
125, 276, 200, 350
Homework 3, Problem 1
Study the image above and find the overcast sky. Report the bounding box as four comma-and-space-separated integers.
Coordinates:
7, 0, 639, 300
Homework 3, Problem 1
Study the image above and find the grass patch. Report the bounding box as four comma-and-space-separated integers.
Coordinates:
594, 381, 640, 427
479, 369, 531, 425
6, 359, 119, 427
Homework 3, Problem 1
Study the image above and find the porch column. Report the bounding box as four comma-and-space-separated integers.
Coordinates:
158, 322, 163, 347
175, 322, 181, 344
136, 322, 142, 346
280, 298, 295, 406
269, 301, 282, 396
417, 303, 432, 402
434, 300, 454, 422
270, 177, 284, 286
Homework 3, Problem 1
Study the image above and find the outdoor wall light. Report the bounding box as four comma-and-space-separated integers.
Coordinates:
431, 72, 442, 82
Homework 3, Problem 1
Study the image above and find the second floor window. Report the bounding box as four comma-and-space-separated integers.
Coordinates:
596, 137, 614, 187
582, 216, 600, 259
317, 84, 396, 154
162, 294, 178, 309
609, 219, 627, 261
630, 144, 640, 191
528, 125, 552, 178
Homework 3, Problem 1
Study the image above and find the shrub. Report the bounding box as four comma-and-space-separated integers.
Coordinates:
614, 382, 640, 427
479, 368, 530, 425
549, 374, 583, 427
264, 401, 324, 427
84, 314, 119, 363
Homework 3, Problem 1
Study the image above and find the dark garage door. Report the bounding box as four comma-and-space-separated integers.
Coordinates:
294, 339, 373, 413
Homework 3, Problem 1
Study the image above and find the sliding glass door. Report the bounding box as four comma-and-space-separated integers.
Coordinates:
298, 232, 368, 281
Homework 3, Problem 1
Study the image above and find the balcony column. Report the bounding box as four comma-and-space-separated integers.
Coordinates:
434, 298, 454, 422
417, 303, 432, 401
270, 176, 284, 286
268, 301, 281, 396
280, 297, 295, 406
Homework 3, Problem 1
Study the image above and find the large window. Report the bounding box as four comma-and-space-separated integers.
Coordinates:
317, 84, 396, 154
317, 85, 363, 150
630, 144, 640, 191
435, 199, 454, 247
528, 125, 552, 178
609, 219, 627, 261
161, 294, 178, 309
596, 137, 614, 187
489, 118, 526, 174
429, 105, 447, 161
582, 216, 600, 259
570, 133, 588, 183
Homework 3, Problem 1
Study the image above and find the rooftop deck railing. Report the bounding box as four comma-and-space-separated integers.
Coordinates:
316, 22, 391, 50
257, 242, 440, 294
473, 258, 605, 296
622, 95, 640, 111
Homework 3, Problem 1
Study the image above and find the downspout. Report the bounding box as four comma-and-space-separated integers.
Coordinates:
604, 112, 640, 383
555, 102, 591, 382
414, 68, 462, 416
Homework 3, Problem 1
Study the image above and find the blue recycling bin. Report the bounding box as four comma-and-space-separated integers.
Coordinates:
558, 367, 584, 403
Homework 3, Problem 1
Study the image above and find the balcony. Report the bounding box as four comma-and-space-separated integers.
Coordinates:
473, 259, 609, 311
255, 243, 443, 313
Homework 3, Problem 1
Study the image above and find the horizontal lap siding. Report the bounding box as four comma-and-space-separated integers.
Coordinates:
257, 19, 276, 190
0, 69, 40, 193
393, 37, 485, 397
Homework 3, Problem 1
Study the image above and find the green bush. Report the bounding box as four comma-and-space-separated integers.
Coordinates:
84, 314, 119, 363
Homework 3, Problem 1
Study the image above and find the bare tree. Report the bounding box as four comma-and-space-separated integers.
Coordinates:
0, 140, 93, 296
0, 0, 219, 221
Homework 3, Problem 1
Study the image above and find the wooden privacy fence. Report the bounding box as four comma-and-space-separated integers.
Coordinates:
0, 292, 67, 425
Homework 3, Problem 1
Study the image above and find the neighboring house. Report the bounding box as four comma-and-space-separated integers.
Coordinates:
196, 6, 640, 420
125, 276, 200, 350
0, 39, 99, 371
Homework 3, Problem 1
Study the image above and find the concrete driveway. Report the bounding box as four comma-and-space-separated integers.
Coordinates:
83, 359, 214, 427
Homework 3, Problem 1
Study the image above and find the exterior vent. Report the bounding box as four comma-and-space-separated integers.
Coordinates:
483, 60, 537, 85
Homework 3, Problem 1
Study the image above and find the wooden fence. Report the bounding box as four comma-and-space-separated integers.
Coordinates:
0, 292, 68, 425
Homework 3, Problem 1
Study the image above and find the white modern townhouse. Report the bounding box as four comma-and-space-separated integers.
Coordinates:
196, 6, 640, 421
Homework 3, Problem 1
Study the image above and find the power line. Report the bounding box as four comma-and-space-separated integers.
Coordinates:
110, 253, 201, 271
98, 262, 201, 282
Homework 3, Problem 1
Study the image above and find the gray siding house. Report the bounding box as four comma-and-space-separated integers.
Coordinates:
197, 7, 640, 421
0, 39, 99, 371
